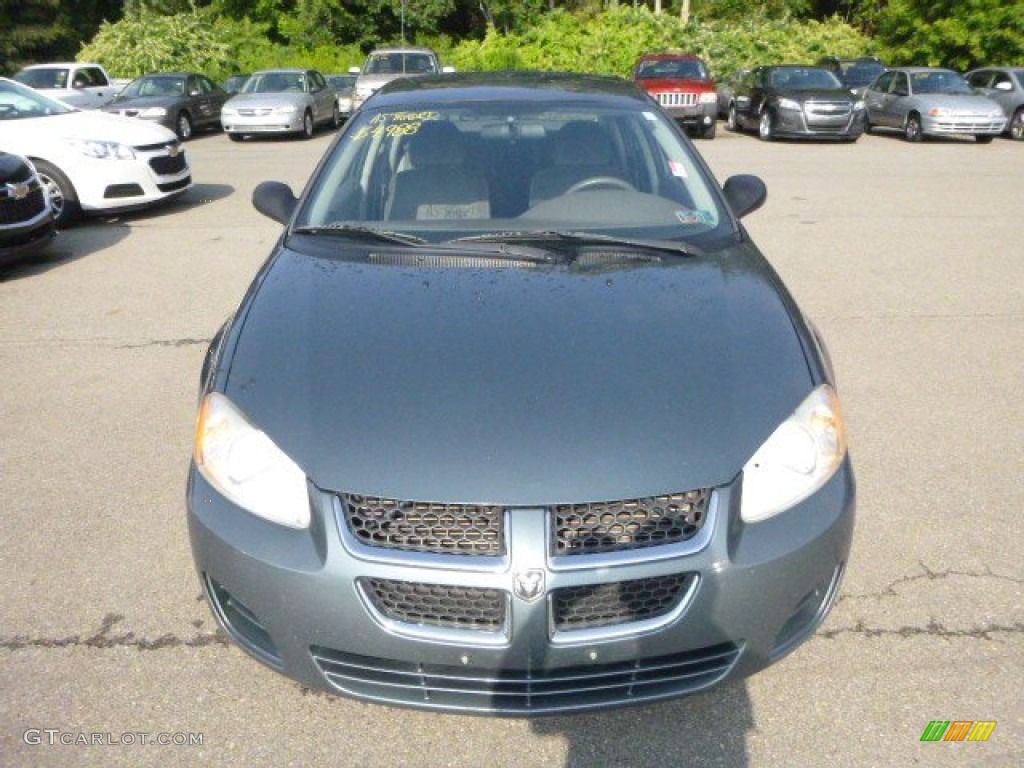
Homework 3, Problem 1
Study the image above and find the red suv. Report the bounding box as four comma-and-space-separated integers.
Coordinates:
633, 53, 718, 139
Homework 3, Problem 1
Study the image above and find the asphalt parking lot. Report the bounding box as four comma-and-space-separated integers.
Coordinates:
1, 124, 1021, 767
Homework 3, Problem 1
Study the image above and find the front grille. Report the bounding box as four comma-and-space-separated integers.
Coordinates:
341, 494, 505, 556
552, 490, 710, 556
239, 108, 273, 116
656, 92, 698, 107
0, 185, 46, 225
310, 642, 741, 713
805, 100, 852, 117
552, 573, 695, 631
104, 183, 144, 199
149, 153, 187, 176
360, 577, 506, 632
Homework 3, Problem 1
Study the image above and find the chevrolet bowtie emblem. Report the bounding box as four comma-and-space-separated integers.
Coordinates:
167, 144, 181, 157
5, 182, 30, 200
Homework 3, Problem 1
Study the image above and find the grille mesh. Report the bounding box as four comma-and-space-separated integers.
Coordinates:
149, 152, 187, 176
360, 578, 506, 631
342, 494, 505, 556
552, 573, 694, 631
0, 184, 46, 225
553, 490, 709, 556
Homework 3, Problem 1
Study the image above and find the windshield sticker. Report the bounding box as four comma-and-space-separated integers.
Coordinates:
352, 111, 440, 141
668, 159, 689, 178
676, 210, 714, 226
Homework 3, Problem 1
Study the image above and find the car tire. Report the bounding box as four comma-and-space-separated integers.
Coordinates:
1009, 108, 1023, 141
726, 104, 739, 132
32, 159, 80, 228
300, 110, 314, 139
176, 111, 193, 141
228, 133, 244, 142
331, 102, 341, 129
758, 110, 774, 142
975, 134, 995, 144
904, 113, 923, 142
702, 120, 716, 140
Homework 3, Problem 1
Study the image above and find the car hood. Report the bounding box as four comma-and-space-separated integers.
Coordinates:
105, 95, 180, 110
356, 73, 415, 92
226, 93, 308, 109
636, 78, 715, 92
778, 88, 855, 102
911, 93, 1001, 112
0, 109, 178, 146
223, 243, 814, 505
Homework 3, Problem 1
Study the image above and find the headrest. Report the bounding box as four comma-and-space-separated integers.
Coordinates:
553, 122, 612, 166
408, 121, 464, 167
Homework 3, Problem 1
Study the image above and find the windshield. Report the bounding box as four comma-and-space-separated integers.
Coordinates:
841, 61, 885, 87
13, 68, 68, 89
296, 100, 729, 245
364, 53, 437, 75
119, 76, 185, 99
0, 78, 75, 120
244, 72, 306, 94
770, 68, 843, 90
911, 71, 972, 95
636, 59, 709, 80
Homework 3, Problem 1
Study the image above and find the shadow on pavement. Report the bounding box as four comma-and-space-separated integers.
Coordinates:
0, 220, 130, 282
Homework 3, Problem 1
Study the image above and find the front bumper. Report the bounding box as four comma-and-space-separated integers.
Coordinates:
69, 142, 192, 214
921, 114, 1007, 137
188, 462, 855, 714
773, 107, 865, 140
222, 111, 305, 135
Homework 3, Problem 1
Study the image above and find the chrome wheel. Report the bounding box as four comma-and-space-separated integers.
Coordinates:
904, 114, 923, 142
727, 104, 738, 131
1010, 109, 1024, 141
758, 110, 774, 141
176, 112, 193, 140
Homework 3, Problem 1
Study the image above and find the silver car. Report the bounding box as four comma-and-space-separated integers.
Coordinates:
349, 47, 450, 112
965, 66, 1024, 141
221, 68, 339, 141
863, 67, 1006, 142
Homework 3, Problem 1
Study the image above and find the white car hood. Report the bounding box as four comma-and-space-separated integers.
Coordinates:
0, 110, 177, 147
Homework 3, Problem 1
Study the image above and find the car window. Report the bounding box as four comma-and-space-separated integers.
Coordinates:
298, 101, 728, 246
0, 78, 75, 119
966, 71, 993, 89
910, 71, 971, 95
892, 73, 909, 96
990, 72, 1012, 90
871, 71, 895, 93
81, 68, 105, 87
13, 68, 69, 89
636, 59, 708, 80
770, 68, 842, 90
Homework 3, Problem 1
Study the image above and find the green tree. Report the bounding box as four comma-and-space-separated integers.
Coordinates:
874, 0, 1024, 69
0, 0, 122, 74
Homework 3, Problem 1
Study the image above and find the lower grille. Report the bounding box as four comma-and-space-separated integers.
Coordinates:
342, 494, 505, 556
310, 642, 741, 713
553, 490, 710, 556
157, 176, 191, 193
104, 183, 144, 199
552, 573, 695, 631
0, 185, 46, 225
149, 153, 187, 176
359, 577, 506, 632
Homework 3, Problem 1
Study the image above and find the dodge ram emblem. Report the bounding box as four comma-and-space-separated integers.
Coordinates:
513, 570, 545, 602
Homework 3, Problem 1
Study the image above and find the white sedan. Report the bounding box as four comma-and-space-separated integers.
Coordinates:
0, 77, 192, 226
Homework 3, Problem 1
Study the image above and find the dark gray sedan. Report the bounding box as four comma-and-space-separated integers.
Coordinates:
187, 71, 855, 715
102, 72, 229, 140
726, 65, 865, 141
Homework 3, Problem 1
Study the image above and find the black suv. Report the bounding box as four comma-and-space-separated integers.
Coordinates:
817, 56, 887, 96
0, 152, 55, 266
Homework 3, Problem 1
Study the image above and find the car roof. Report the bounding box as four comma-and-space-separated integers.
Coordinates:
20, 62, 96, 69
371, 71, 650, 109
368, 46, 436, 54
636, 53, 704, 61
253, 68, 312, 74
891, 66, 957, 74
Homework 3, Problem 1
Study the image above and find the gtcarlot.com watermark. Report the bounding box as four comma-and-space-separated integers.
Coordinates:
23, 729, 203, 747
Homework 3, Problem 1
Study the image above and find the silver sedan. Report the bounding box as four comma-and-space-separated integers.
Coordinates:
220, 68, 339, 141
863, 67, 1006, 143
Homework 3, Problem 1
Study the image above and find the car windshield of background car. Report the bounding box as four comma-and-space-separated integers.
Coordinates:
779, 69, 844, 90
912, 72, 972, 95
297, 102, 727, 245
637, 60, 708, 80
0, 80, 75, 120
121, 76, 186, 98
843, 62, 885, 87
13, 68, 68, 89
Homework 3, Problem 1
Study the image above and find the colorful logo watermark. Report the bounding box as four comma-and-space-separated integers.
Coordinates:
920, 721, 996, 742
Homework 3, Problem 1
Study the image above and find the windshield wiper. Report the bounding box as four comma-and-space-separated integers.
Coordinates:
451, 231, 703, 259
290, 224, 427, 246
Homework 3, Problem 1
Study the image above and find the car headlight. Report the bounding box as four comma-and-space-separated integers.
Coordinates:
194, 392, 310, 529
139, 107, 167, 117
66, 139, 135, 160
740, 385, 847, 523
699, 92, 718, 105
777, 98, 801, 111
274, 104, 298, 114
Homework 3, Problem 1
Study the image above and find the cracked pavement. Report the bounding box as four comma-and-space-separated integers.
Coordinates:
2, 130, 1021, 767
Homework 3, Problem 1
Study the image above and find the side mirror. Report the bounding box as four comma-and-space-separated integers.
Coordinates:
442, 66, 456, 74
994, 81, 1012, 92
722, 174, 767, 220
349, 66, 361, 74
253, 181, 298, 224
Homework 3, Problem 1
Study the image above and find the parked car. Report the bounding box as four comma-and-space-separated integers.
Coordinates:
726, 65, 865, 141
220, 68, 339, 141
0, 77, 191, 226
13, 62, 123, 109
349, 47, 452, 112
188, 71, 855, 715
220, 73, 251, 96
326, 73, 357, 119
817, 56, 887, 97
0, 152, 56, 265
102, 72, 230, 140
863, 67, 1007, 143
965, 66, 1024, 141
632, 53, 718, 138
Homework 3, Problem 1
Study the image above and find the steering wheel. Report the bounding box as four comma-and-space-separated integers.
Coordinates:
564, 176, 636, 195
